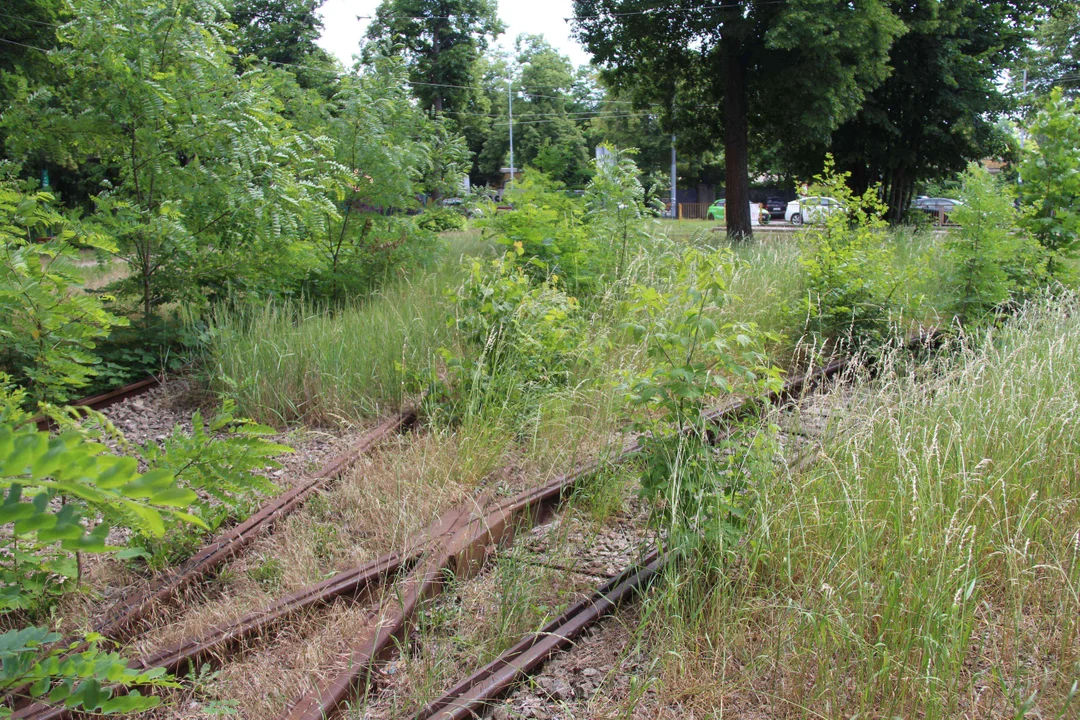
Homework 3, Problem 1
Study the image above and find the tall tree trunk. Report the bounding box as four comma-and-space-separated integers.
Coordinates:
886, 167, 911, 223
432, 22, 443, 114
724, 35, 752, 241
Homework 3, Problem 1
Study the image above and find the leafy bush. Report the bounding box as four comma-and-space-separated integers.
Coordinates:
452, 247, 587, 395
303, 214, 441, 302
1, 627, 175, 716
130, 401, 290, 569
797, 156, 908, 349
0, 185, 125, 405
1019, 88, 1080, 278
943, 164, 1046, 325
0, 382, 203, 713
623, 247, 782, 550
481, 171, 593, 292
417, 207, 467, 233
585, 146, 654, 279
0, 380, 203, 614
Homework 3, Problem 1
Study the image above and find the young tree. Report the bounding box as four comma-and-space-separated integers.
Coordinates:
315, 57, 467, 295
572, 0, 904, 239
365, 0, 504, 114
0, 185, 124, 405
1019, 88, 1080, 277
945, 164, 1045, 325
3, 0, 339, 319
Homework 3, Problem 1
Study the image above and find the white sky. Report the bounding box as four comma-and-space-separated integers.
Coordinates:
317, 0, 592, 69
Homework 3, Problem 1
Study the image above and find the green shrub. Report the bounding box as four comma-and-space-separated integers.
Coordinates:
417, 207, 467, 233
0, 185, 126, 405
797, 156, 909, 349
943, 164, 1046, 325
1019, 88, 1080, 278
303, 214, 442, 302
623, 247, 782, 550
0, 381, 203, 713
481, 171, 594, 292
585, 146, 653, 278
131, 401, 290, 568
450, 248, 588, 398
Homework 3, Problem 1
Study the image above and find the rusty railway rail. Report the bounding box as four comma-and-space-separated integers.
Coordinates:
415, 549, 665, 720
279, 358, 848, 720
12, 404, 420, 720
95, 404, 420, 642
30, 374, 165, 431
14, 358, 849, 720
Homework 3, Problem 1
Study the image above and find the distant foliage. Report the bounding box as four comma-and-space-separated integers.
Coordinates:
943, 164, 1046, 325
1019, 88, 1080, 277
0, 185, 125, 405
417, 208, 467, 233
797, 156, 907, 349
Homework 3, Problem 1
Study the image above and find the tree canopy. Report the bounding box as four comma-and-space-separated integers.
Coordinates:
824, 0, 1041, 220
365, 0, 504, 114
573, 0, 904, 238
1020, 1, 1080, 99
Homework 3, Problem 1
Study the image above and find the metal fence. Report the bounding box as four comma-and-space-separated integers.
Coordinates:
677, 203, 714, 220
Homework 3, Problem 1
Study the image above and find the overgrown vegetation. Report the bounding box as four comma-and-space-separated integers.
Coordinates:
796, 157, 910, 349
0, 185, 125, 404
1, 0, 1079, 714
640, 295, 1080, 718
0, 380, 200, 713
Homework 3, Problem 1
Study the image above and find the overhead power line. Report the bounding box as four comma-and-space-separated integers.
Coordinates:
0, 36, 52, 52
0, 10, 62, 27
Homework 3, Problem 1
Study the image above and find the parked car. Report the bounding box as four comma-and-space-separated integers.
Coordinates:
913, 196, 963, 224
764, 196, 786, 219
440, 197, 484, 218
786, 196, 845, 225
707, 198, 725, 221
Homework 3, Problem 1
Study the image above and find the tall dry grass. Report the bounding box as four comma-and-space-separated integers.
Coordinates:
643, 294, 1080, 719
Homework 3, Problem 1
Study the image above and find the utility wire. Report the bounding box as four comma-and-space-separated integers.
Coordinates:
354, 2, 792, 23
0, 37, 52, 52
443, 108, 654, 119
0, 10, 63, 27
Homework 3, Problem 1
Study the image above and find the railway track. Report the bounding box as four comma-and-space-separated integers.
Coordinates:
12, 376, 422, 719
30, 373, 165, 431
13, 359, 848, 719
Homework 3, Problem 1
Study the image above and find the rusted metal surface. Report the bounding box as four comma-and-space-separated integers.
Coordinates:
13, 359, 850, 720
415, 551, 664, 720
94, 405, 419, 642
280, 454, 624, 720
279, 359, 849, 720
11, 407, 419, 720
31, 374, 163, 431
137, 505, 467, 675
283, 505, 481, 720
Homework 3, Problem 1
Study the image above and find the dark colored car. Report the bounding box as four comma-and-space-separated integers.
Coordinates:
764, 196, 786, 219
913, 197, 963, 225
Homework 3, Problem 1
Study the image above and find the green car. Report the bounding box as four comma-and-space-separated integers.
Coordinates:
706, 199, 725, 220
